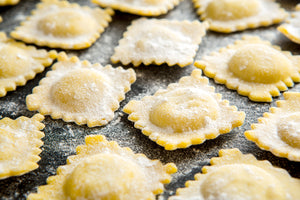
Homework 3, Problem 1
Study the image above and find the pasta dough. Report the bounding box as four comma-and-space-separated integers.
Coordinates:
0, 32, 56, 97
10, 0, 114, 49
123, 69, 245, 150
195, 36, 300, 102
0, 114, 45, 180
111, 18, 208, 67
193, 0, 287, 33
169, 149, 300, 200
0, 0, 19, 6
27, 135, 177, 200
92, 0, 182, 16
26, 52, 136, 127
278, 4, 300, 45
245, 92, 300, 161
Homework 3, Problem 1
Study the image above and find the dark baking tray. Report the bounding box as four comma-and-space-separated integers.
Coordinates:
0, 0, 299, 199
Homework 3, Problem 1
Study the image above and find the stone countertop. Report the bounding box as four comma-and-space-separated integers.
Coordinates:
0, 0, 299, 199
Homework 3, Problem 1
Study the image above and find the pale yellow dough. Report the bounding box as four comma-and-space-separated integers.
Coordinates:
278, 4, 300, 44
26, 52, 136, 127
10, 0, 114, 50
0, 32, 56, 97
123, 69, 245, 150
0, 114, 45, 180
92, 0, 182, 16
169, 148, 300, 200
0, 0, 19, 6
111, 18, 208, 67
245, 92, 300, 161
27, 135, 177, 200
195, 36, 300, 102
193, 0, 287, 33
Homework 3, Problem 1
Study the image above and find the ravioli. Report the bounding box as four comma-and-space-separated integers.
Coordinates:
278, 4, 300, 45
123, 69, 245, 150
10, 0, 114, 50
92, 0, 182, 16
245, 92, 300, 162
0, 32, 56, 97
111, 18, 208, 67
27, 134, 177, 200
169, 148, 300, 200
0, 0, 19, 6
26, 52, 136, 127
195, 36, 300, 102
0, 114, 45, 180
193, 0, 287, 33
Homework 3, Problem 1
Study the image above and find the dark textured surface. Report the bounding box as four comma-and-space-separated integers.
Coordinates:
0, 0, 300, 199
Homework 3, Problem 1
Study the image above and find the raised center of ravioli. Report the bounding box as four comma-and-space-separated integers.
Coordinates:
201, 164, 286, 200
51, 69, 110, 113
63, 153, 147, 200
0, 45, 31, 78
278, 112, 300, 148
135, 26, 190, 53
228, 44, 293, 84
205, 0, 260, 21
37, 10, 96, 38
149, 88, 219, 132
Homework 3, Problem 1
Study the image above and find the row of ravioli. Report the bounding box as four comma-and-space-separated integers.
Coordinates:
2, 0, 300, 41
2, 115, 300, 199
1, 51, 300, 199
2, 0, 300, 102
2, 32, 300, 151
1, 0, 300, 199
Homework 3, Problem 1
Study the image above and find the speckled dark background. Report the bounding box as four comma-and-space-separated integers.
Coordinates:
0, 0, 299, 199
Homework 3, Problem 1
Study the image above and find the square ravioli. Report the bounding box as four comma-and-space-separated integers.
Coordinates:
245, 92, 300, 162
10, 0, 114, 50
193, 0, 287, 33
111, 18, 208, 67
0, 114, 45, 180
169, 149, 300, 200
27, 135, 177, 200
92, 0, 182, 16
278, 4, 300, 45
195, 36, 300, 102
0, 0, 19, 6
123, 69, 245, 150
0, 32, 56, 97
26, 52, 136, 127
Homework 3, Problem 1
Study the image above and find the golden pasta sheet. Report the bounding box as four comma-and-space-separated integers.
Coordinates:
123, 69, 245, 150
195, 36, 300, 102
245, 92, 300, 162
111, 18, 208, 67
169, 148, 300, 200
0, 32, 56, 98
278, 4, 300, 45
10, 0, 114, 49
92, 0, 182, 16
26, 52, 136, 127
27, 135, 177, 200
193, 0, 287, 33
0, 114, 45, 180
0, 0, 19, 6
